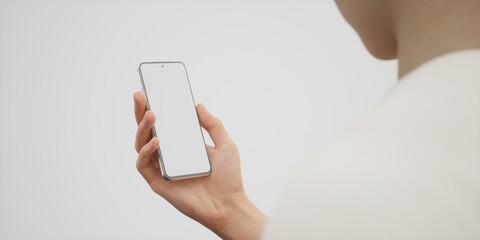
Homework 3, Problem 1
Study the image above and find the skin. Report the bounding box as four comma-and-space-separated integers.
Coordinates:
336, 0, 480, 78
134, 93, 266, 240
134, 0, 479, 239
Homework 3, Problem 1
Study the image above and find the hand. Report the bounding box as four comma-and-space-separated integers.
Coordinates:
133, 91, 267, 240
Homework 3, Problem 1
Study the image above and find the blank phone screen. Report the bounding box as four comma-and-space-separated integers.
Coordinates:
138, 62, 211, 180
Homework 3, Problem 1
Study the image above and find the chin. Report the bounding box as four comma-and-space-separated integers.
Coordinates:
361, 36, 398, 60
368, 47, 397, 60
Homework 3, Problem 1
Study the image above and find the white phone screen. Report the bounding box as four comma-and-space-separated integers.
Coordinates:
138, 62, 211, 180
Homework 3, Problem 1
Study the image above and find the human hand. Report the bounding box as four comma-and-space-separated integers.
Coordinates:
133, 91, 267, 240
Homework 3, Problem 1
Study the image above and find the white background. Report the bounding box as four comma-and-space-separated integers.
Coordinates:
0, 0, 396, 239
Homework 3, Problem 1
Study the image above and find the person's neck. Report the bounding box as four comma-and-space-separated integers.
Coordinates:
394, 1, 480, 79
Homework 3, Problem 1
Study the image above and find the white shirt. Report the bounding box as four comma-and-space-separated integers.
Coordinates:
262, 50, 480, 239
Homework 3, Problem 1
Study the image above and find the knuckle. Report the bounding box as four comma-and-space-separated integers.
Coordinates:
135, 143, 141, 153
138, 144, 150, 156
137, 147, 150, 164
135, 160, 141, 171
214, 117, 224, 127
135, 155, 143, 171
210, 118, 224, 132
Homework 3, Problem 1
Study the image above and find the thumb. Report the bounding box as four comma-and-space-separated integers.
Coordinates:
196, 103, 232, 147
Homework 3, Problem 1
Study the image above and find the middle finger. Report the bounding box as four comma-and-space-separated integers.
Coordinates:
135, 110, 155, 153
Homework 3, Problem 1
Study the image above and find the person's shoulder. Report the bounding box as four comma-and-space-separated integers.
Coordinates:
262, 49, 480, 240
391, 49, 480, 101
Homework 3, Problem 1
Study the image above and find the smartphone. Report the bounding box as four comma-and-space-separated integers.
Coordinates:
138, 62, 211, 180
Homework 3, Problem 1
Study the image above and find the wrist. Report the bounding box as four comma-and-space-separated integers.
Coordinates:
215, 192, 267, 240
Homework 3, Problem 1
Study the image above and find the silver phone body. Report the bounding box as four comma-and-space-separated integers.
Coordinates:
138, 62, 211, 180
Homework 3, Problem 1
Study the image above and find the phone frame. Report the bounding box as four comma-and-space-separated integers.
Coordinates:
137, 61, 211, 181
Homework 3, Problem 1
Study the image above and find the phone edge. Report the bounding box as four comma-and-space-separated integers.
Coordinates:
137, 61, 212, 181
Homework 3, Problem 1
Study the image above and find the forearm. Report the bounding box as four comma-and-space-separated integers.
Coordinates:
216, 193, 268, 240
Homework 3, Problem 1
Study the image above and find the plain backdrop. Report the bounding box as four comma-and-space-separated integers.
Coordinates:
0, 0, 396, 239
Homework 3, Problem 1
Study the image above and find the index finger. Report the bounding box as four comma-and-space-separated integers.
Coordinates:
134, 91, 147, 125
